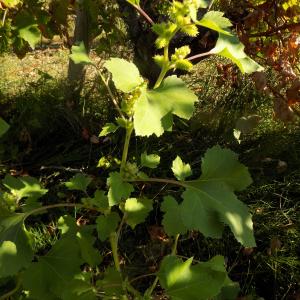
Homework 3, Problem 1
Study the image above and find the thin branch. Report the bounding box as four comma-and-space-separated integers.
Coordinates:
187, 51, 212, 61
96, 69, 125, 119
131, 3, 154, 25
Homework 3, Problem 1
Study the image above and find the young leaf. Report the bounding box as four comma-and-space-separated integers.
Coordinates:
70, 42, 93, 65
124, 198, 153, 229
99, 123, 119, 137
161, 196, 187, 236
107, 172, 134, 206
96, 212, 120, 241
209, 32, 264, 74
0, 117, 9, 137
104, 58, 143, 93
0, 213, 33, 278
197, 11, 232, 35
158, 255, 227, 300
65, 173, 92, 193
141, 152, 160, 169
172, 156, 192, 181
23, 237, 82, 299
134, 76, 198, 136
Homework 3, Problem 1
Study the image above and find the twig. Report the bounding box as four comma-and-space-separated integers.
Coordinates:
187, 51, 212, 61
130, 3, 154, 25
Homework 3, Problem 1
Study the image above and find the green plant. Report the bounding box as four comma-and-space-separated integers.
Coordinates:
0, 1, 263, 299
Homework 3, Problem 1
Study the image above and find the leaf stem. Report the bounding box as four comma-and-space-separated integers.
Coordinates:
187, 51, 212, 61
120, 123, 134, 176
145, 277, 159, 297
126, 1, 154, 25
95, 68, 125, 119
110, 232, 121, 273
171, 234, 180, 255
154, 46, 170, 89
1, 9, 8, 26
128, 177, 188, 188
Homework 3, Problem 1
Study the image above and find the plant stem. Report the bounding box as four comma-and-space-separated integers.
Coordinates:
1, 9, 8, 26
120, 123, 134, 176
0, 275, 21, 300
110, 232, 121, 273
130, 3, 154, 25
187, 51, 212, 61
145, 277, 159, 297
96, 69, 125, 119
128, 177, 188, 188
171, 234, 180, 255
154, 47, 170, 89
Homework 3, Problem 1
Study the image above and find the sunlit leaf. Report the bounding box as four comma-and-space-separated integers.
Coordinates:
141, 152, 160, 169
171, 156, 192, 181
0, 213, 33, 278
104, 58, 143, 93
70, 42, 93, 65
134, 76, 198, 136
65, 173, 92, 193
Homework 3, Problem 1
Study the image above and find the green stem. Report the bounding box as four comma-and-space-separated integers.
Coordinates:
0, 275, 21, 300
145, 277, 159, 298
110, 232, 121, 273
120, 123, 134, 176
154, 46, 170, 89
171, 234, 180, 255
127, 177, 188, 188
95, 68, 125, 119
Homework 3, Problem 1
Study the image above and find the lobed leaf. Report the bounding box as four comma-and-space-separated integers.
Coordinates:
209, 32, 264, 74
134, 76, 198, 136
0, 213, 33, 278
70, 42, 93, 65
158, 255, 228, 300
96, 212, 120, 242
141, 152, 160, 169
65, 173, 92, 193
172, 156, 192, 181
124, 198, 153, 229
107, 172, 134, 206
104, 58, 143, 93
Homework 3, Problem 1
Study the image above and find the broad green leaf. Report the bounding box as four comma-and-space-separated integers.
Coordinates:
81, 190, 109, 213
107, 172, 134, 206
197, 11, 232, 35
70, 42, 93, 65
124, 198, 152, 229
179, 146, 255, 247
58, 216, 102, 267
96, 212, 120, 241
0, 213, 33, 278
209, 33, 264, 74
23, 237, 82, 299
65, 173, 92, 193
161, 196, 187, 236
104, 58, 143, 93
15, 12, 41, 49
200, 145, 252, 191
77, 227, 102, 267
134, 76, 198, 136
172, 156, 192, 181
3, 175, 48, 200
0, 117, 9, 137
141, 152, 160, 169
158, 255, 227, 300
99, 123, 119, 137
2, 0, 21, 8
